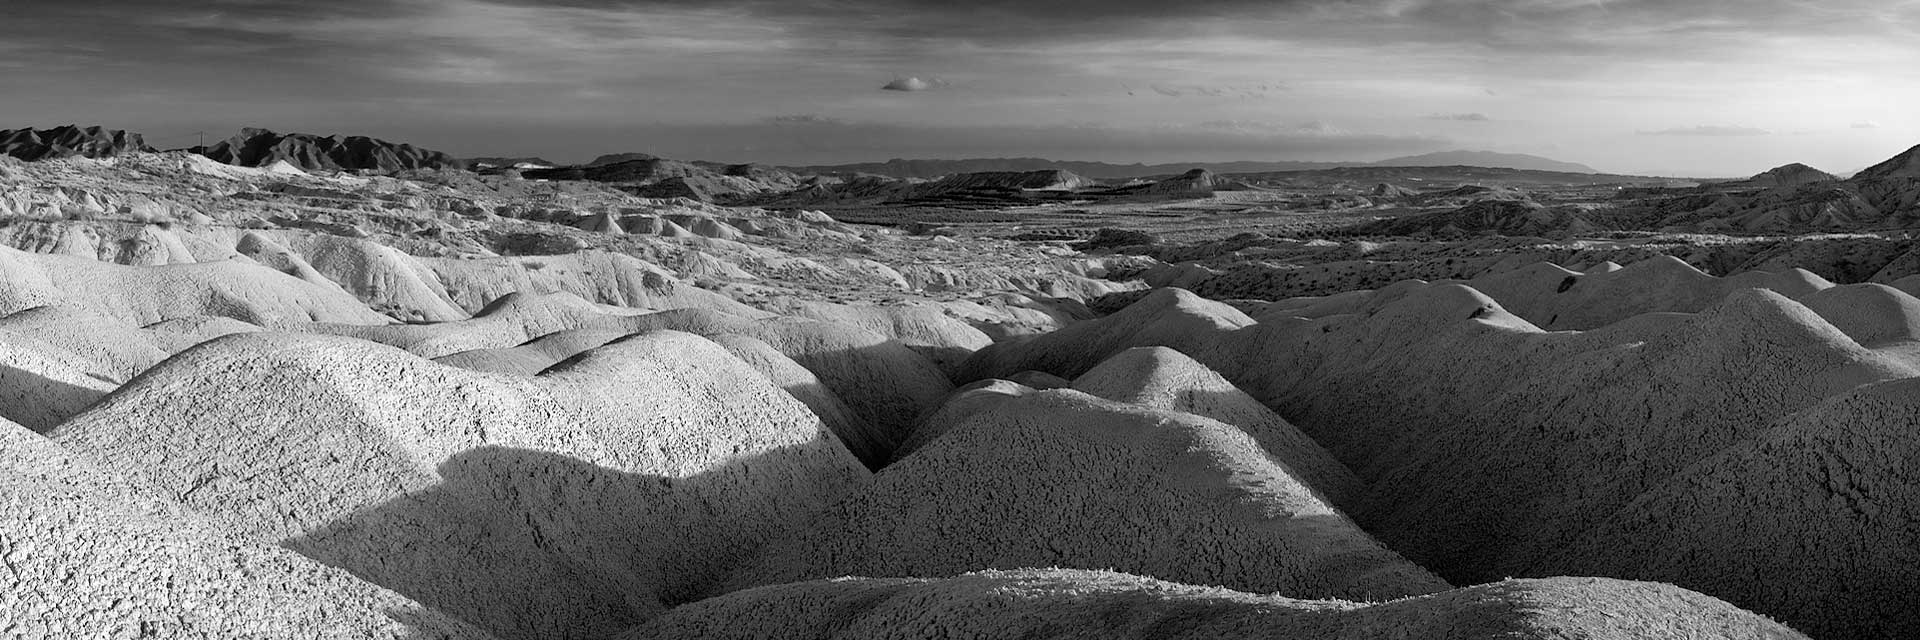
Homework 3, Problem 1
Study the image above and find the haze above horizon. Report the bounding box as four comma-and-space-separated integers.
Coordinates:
5, 0, 1915, 177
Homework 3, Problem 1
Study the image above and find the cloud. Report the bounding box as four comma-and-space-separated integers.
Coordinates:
1146, 83, 1285, 98
1852, 121, 1882, 129
881, 76, 947, 92
1638, 125, 1773, 137
1427, 113, 1491, 122
1196, 120, 1353, 135
766, 114, 846, 125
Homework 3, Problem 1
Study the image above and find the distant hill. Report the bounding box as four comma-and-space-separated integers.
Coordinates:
466, 156, 557, 169
1853, 144, 1920, 181
785, 158, 1345, 180
0, 125, 155, 161
520, 156, 802, 202
788, 150, 1598, 179
586, 152, 660, 167
189, 128, 464, 172
1369, 151, 1598, 174
1648, 142, 1920, 233
1221, 165, 1662, 189
1724, 163, 1838, 189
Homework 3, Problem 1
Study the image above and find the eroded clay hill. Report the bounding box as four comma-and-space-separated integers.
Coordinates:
0, 417, 491, 639
1, 145, 1903, 639
50, 331, 869, 639
727, 390, 1447, 602
959, 268, 1920, 638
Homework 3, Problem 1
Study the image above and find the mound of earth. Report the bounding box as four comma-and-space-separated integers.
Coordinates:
466, 156, 557, 169
0, 244, 393, 327
191, 127, 464, 172
1408, 184, 1532, 207
1368, 182, 1419, 199
888, 378, 1037, 460
431, 327, 633, 375
1539, 375, 1920, 639
961, 280, 1918, 632
522, 157, 789, 201
588, 152, 661, 166
920, 169, 1099, 192
48, 331, 869, 640
1185, 282, 1913, 580
1739, 163, 1839, 187
727, 389, 1448, 602
432, 327, 868, 462
0, 125, 155, 161
626, 569, 1803, 640
769, 299, 991, 377
0, 324, 118, 431
1099, 168, 1217, 198
318, 295, 951, 467
1651, 142, 1920, 232
0, 418, 491, 639
1852, 142, 1920, 181
1461, 256, 1830, 329
1254, 285, 1914, 586
1351, 199, 1594, 238
960, 288, 1254, 382
1236, 255, 1837, 330
1069, 346, 1363, 507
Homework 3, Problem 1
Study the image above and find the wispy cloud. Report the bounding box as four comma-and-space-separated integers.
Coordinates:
882, 77, 948, 92
1426, 112, 1491, 122
1852, 121, 1882, 129
1638, 125, 1774, 137
1146, 83, 1286, 98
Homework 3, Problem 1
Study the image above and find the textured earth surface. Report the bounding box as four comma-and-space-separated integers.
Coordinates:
8, 143, 1920, 639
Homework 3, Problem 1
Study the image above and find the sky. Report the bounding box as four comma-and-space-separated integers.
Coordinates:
3, 0, 1916, 176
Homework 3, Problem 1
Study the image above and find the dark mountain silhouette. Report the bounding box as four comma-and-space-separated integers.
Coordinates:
0, 125, 155, 161
1735, 163, 1839, 188
189, 128, 464, 172
1852, 143, 1920, 181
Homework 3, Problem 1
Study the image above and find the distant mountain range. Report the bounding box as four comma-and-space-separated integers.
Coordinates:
190, 128, 464, 172
1, 125, 154, 161
785, 151, 1598, 179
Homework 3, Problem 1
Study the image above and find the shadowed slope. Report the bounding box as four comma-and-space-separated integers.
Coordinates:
728, 390, 1447, 602
48, 331, 869, 640
321, 296, 952, 467
433, 329, 868, 457
1542, 376, 1920, 640
1252, 285, 1914, 582
1466, 256, 1831, 330
958, 288, 1253, 382
624, 569, 1804, 640
961, 277, 1919, 628
1070, 346, 1362, 507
